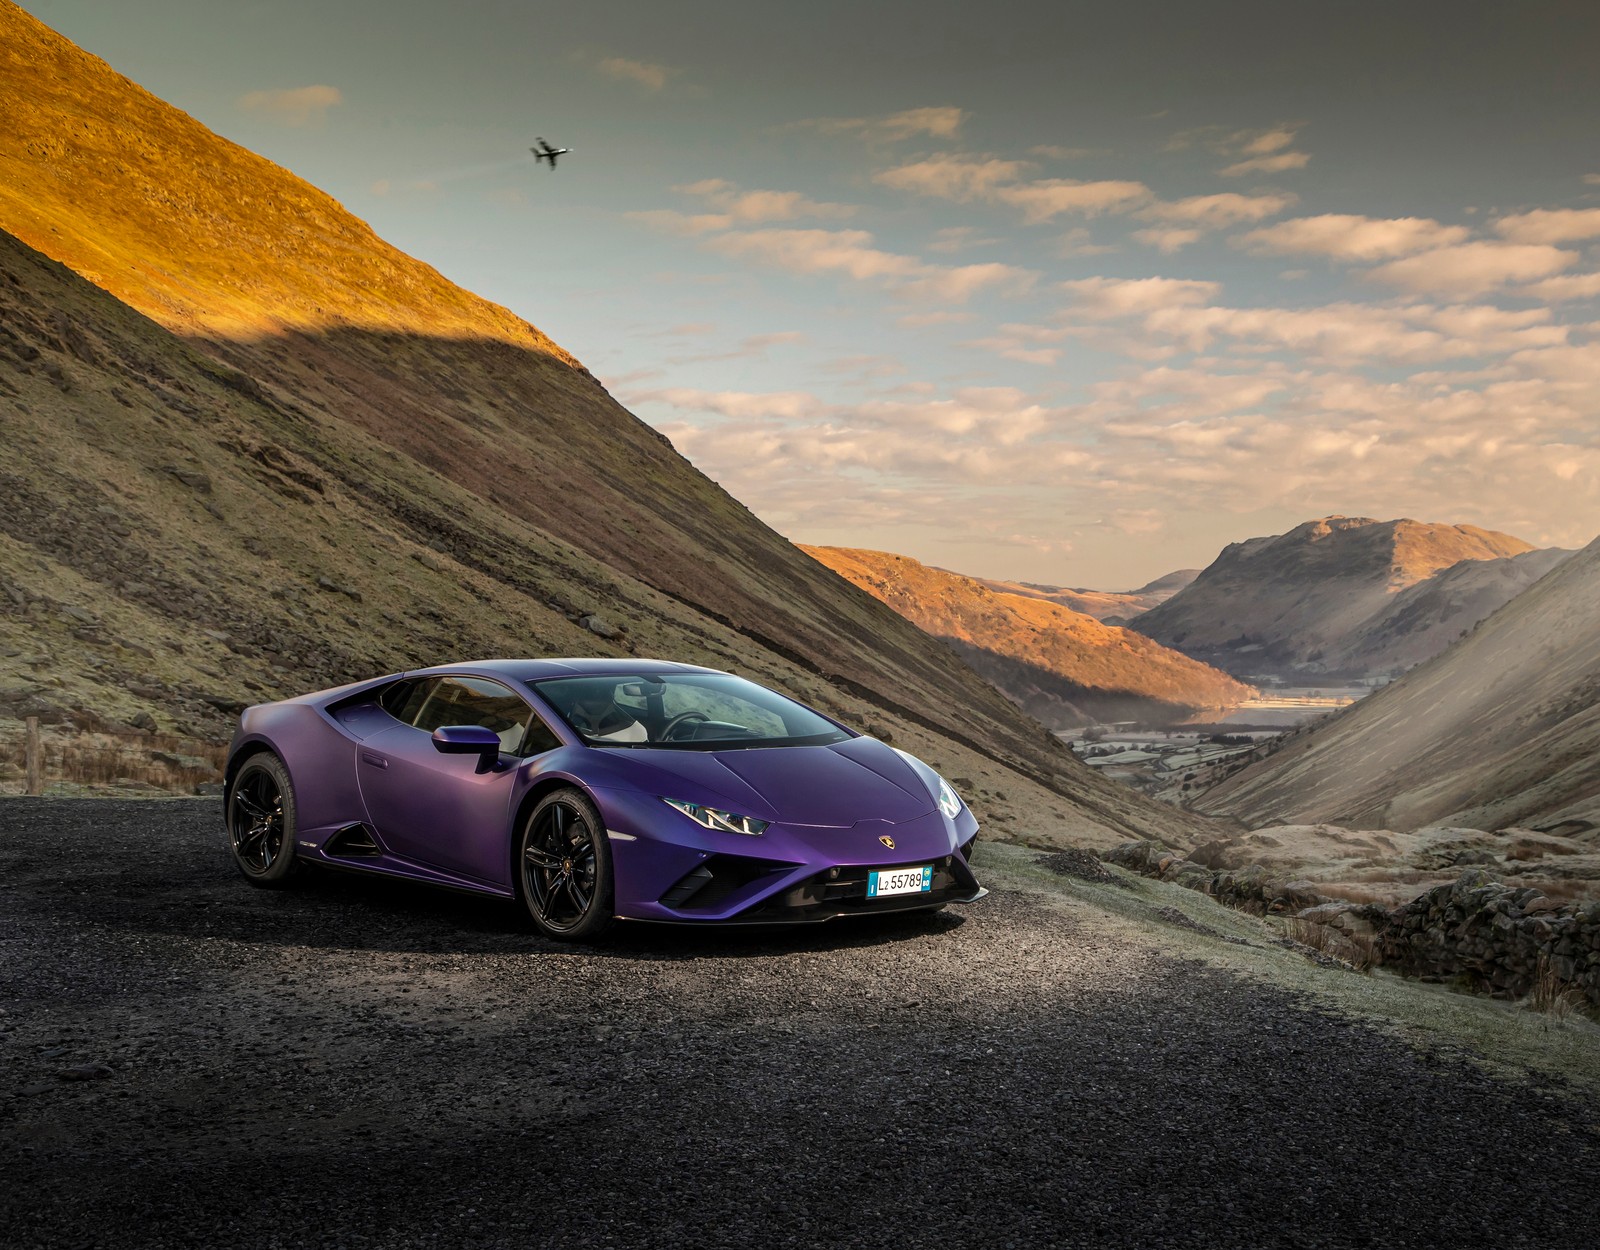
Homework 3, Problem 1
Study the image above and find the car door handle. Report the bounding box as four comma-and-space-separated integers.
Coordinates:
360, 751, 389, 769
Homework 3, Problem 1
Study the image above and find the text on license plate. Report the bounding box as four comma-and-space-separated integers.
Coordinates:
867, 865, 933, 898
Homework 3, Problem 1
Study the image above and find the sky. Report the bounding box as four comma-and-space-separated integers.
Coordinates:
22, 0, 1600, 588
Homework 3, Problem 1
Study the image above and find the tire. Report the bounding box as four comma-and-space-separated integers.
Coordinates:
517, 788, 614, 942
226, 754, 303, 889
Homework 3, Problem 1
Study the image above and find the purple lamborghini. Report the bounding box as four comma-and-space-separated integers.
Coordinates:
224, 659, 986, 940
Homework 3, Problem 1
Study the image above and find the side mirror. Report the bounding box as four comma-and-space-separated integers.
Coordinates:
432, 724, 503, 774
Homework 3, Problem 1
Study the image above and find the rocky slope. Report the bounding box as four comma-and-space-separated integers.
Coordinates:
974, 568, 1199, 623
0, 2, 1213, 845
1341, 547, 1573, 674
803, 546, 1254, 727
1129, 515, 1537, 679
1196, 533, 1600, 833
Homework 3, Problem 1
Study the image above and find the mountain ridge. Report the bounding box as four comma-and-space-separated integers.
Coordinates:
1130, 515, 1537, 679
803, 545, 1254, 727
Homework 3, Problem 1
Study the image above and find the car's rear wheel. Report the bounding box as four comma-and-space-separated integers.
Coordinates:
227, 754, 302, 888
518, 788, 614, 942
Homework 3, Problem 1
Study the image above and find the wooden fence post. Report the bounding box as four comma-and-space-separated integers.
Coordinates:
24, 715, 42, 796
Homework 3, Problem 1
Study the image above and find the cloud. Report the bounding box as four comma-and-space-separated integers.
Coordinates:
1135, 300, 1568, 364
792, 107, 966, 143
875, 156, 1151, 223
964, 323, 1069, 366
1141, 192, 1296, 230
702, 227, 1035, 302
1367, 242, 1577, 297
623, 334, 1600, 562
627, 180, 858, 236
1516, 271, 1600, 301
1053, 228, 1119, 258
665, 330, 808, 365
992, 179, 1152, 223
927, 226, 1001, 253
1131, 227, 1201, 254
1238, 214, 1472, 260
595, 56, 679, 92
1493, 207, 1600, 244
1059, 276, 1223, 316
1030, 145, 1103, 160
1219, 151, 1310, 176
874, 155, 1032, 200
237, 85, 342, 127
1169, 124, 1311, 177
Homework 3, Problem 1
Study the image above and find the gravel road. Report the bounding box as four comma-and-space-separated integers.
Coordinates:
3, 799, 1596, 1249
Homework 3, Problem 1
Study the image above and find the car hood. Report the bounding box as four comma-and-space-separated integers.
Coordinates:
604, 736, 937, 827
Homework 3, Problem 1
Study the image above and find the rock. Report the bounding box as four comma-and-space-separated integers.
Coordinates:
129, 711, 157, 732
1269, 881, 1325, 913
198, 694, 247, 715
193, 781, 225, 797
153, 751, 215, 772
57, 1062, 113, 1081
1035, 848, 1119, 886
315, 575, 362, 601
579, 613, 622, 639
164, 464, 212, 493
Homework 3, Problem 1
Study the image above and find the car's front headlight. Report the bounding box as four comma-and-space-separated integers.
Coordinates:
937, 777, 962, 819
893, 747, 964, 819
662, 798, 769, 836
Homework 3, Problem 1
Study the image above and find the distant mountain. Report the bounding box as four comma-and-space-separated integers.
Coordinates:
1197, 533, 1600, 833
1341, 548, 1574, 674
803, 547, 1254, 727
1129, 516, 1537, 679
0, 2, 1211, 845
974, 569, 1200, 623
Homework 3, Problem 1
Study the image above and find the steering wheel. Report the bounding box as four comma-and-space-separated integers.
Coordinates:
660, 711, 710, 742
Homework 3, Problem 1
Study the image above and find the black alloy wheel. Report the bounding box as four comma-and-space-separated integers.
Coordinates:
519, 788, 614, 941
227, 755, 302, 888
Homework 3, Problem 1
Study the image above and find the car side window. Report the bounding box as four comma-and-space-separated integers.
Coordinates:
520, 715, 561, 757
407, 676, 558, 758
380, 679, 431, 724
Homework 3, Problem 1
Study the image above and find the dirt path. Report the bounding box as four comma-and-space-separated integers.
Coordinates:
2, 799, 1595, 1248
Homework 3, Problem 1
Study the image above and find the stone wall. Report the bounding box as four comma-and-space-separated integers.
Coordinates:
1103, 841, 1600, 1005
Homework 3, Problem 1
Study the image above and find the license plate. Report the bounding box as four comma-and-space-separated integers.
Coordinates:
867, 865, 933, 898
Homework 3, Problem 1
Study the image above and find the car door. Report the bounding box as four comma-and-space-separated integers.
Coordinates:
357, 675, 556, 887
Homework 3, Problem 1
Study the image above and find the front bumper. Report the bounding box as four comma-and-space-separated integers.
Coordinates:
594, 786, 984, 925
650, 853, 987, 926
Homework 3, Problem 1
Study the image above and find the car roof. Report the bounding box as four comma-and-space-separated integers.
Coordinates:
409, 658, 723, 684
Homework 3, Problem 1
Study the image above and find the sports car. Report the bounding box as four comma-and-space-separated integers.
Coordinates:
223, 658, 986, 939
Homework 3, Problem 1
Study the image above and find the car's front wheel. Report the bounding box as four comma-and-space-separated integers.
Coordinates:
518, 788, 614, 941
227, 754, 302, 888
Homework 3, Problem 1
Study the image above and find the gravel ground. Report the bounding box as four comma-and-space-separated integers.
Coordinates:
2, 798, 1596, 1249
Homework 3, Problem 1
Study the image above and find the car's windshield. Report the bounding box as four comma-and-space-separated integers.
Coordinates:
535, 673, 851, 750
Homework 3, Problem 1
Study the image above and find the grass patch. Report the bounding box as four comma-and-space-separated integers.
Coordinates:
0, 727, 224, 795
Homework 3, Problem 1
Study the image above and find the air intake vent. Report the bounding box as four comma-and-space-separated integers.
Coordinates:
325, 824, 381, 857
661, 865, 714, 908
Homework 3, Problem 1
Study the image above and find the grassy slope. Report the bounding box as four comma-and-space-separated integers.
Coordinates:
804, 546, 1255, 725
0, 3, 1218, 845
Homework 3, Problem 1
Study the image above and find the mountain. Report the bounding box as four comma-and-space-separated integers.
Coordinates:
802, 547, 1254, 727
1340, 548, 1574, 675
1195, 534, 1600, 833
974, 569, 1200, 623
0, 2, 1212, 846
1128, 516, 1537, 679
